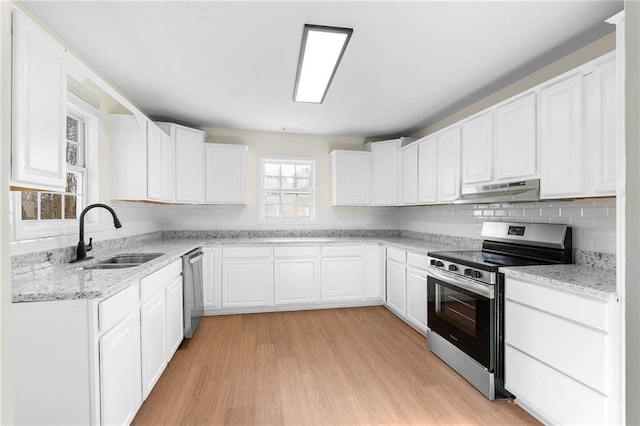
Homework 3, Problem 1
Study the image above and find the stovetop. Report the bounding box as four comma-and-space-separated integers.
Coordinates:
428, 250, 554, 272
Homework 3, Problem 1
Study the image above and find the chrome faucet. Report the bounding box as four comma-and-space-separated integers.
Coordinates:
72, 203, 122, 263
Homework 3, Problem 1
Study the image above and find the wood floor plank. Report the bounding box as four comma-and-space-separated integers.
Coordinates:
133, 306, 540, 425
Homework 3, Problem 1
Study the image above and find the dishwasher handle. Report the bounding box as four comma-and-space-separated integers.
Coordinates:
188, 253, 204, 264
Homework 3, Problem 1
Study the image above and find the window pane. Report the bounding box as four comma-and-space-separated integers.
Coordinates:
281, 193, 295, 205
281, 164, 295, 177
281, 177, 295, 190
296, 165, 311, 178
264, 194, 279, 205
67, 116, 79, 142
21, 192, 38, 220
66, 172, 78, 194
40, 193, 62, 220
296, 178, 310, 191
264, 204, 280, 217
297, 194, 312, 206
66, 142, 78, 166
264, 176, 280, 190
297, 205, 311, 218
65, 195, 79, 219
281, 204, 295, 218
264, 163, 280, 176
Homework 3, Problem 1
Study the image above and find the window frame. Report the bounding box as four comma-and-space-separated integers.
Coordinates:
12, 91, 102, 241
258, 155, 318, 225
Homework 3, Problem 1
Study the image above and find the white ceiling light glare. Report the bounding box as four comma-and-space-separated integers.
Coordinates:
294, 24, 353, 104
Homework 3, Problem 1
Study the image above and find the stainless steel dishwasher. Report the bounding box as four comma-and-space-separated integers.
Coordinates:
182, 248, 204, 338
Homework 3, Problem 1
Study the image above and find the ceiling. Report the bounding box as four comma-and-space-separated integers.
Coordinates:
22, 1, 623, 138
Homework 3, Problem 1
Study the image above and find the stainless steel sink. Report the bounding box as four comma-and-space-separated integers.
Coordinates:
82, 253, 164, 270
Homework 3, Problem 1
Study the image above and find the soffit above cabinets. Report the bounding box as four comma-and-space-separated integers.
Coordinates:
21, 1, 622, 137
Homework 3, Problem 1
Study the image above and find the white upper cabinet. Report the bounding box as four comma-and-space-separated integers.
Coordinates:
205, 143, 248, 204
330, 150, 371, 206
401, 143, 419, 205
11, 9, 67, 192
436, 127, 461, 202
110, 114, 149, 201
494, 92, 537, 181
540, 73, 584, 198
160, 129, 175, 202
461, 111, 493, 185
370, 139, 401, 206
146, 122, 163, 201
158, 123, 206, 204
418, 136, 438, 204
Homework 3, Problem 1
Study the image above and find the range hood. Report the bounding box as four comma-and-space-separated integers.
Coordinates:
456, 178, 540, 204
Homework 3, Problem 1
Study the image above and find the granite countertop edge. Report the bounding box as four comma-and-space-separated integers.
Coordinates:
12, 236, 616, 303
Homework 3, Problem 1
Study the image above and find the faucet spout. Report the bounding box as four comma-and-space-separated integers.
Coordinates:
72, 203, 123, 263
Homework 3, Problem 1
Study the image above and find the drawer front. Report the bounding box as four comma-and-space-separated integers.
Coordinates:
321, 245, 364, 258
140, 259, 182, 301
505, 300, 608, 394
505, 277, 609, 332
505, 345, 608, 425
222, 246, 271, 258
99, 284, 139, 332
274, 246, 320, 258
406, 252, 428, 269
386, 247, 406, 263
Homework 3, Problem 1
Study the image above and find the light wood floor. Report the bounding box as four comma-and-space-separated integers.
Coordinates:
133, 306, 539, 425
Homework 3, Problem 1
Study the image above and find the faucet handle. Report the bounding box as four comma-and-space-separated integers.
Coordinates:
86, 237, 93, 252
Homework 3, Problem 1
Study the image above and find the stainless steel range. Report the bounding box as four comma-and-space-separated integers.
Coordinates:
426, 222, 572, 400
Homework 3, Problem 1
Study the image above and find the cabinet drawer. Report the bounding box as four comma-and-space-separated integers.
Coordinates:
274, 246, 320, 258
505, 277, 609, 332
321, 245, 364, 258
505, 345, 608, 425
222, 246, 271, 258
140, 259, 182, 301
386, 247, 406, 263
505, 300, 608, 394
99, 284, 139, 332
406, 252, 428, 269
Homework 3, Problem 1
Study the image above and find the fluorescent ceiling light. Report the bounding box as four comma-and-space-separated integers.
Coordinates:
294, 24, 353, 104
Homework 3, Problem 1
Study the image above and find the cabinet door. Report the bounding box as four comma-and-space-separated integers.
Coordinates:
321, 257, 364, 302
386, 259, 406, 316
540, 74, 584, 198
371, 140, 400, 205
494, 93, 537, 180
406, 267, 428, 333
11, 10, 67, 192
461, 112, 493, 185
436, 127, 461, 202
331, 151, 371, 206
166, 276, 184, 360
366, 245, 386, 300
274, 258, 319, 304
418, 137, 437, 203
99, 312, 142, 426
175, 127, 204, 203
140, 291, 167, 400
222, 259, 273, 307
203, 247, 221, 308
147, 122, 163, 201
161, 129, 175, 202
205, 144, 248, 204
401, 143, 419, 204
588, 57, 617, 195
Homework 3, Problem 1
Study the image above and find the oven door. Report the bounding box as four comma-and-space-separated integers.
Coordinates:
427, 268, 495, 370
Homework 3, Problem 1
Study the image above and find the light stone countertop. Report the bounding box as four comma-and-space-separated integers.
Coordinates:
11, 237, 457, 303
500, 264, 617, 300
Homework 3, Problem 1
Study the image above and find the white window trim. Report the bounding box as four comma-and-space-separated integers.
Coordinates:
12, 92, 103, 241
258, 155, 318, 225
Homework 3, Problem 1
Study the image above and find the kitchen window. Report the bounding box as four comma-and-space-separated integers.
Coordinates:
13, 92, 100, 240
259, 157, 316, 221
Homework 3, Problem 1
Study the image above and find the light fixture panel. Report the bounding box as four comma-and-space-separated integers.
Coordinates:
293, 24, 353, 104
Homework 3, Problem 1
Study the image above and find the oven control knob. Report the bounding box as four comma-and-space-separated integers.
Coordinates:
448, 265, 458, 272
435, 261, 444, 268
464, 268, 473, 276
472, 270, 483, 279
430, 259, 437, 266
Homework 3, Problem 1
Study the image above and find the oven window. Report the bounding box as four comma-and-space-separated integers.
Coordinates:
436, 286, 477, 337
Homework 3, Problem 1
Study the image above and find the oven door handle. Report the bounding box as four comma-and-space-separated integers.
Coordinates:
428, 268, 494, 299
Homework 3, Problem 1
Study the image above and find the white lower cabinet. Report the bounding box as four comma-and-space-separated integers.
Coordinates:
504, 275, 620, 425
222, 247, 273, 307
406, 266, 428, 334
386, 253, 406, 317
203, 247, 222, 310
100, 310, 143, 426
274, 246, 320, 305
321, 246, 365, 302
166, 276, 184, 359
365, 245, 386, 300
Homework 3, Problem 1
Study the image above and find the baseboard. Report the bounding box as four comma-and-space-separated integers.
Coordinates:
203, 299, 385, 316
